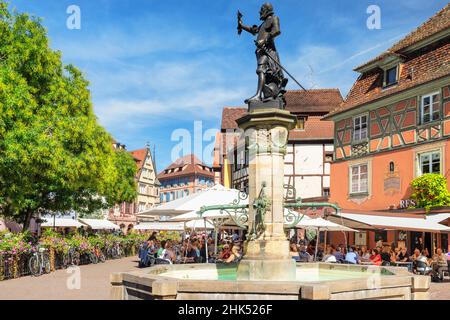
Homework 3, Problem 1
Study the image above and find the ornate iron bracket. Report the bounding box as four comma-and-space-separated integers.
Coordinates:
199, 186, 341, 232
284, 198, 341, 228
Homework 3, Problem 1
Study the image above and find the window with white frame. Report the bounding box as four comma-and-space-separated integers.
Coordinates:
139, 184, 146, 194
138, 202, 146, 213
350, 163, 368, 194
418, 151, 441, 175
353, 115, 368, 142
420, 92, 440, 124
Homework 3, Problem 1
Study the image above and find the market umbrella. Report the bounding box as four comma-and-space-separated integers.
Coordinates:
138, 184, 245, 220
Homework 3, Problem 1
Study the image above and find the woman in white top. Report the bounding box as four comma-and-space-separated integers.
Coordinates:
322, 247, 337, 263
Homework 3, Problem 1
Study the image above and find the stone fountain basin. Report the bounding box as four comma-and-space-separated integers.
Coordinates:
110, 263, 430, 300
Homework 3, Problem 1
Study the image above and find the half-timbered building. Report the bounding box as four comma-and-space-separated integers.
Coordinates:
324, 4, 450, 253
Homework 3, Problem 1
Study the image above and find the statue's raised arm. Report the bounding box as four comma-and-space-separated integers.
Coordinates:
237, 11, 259, 36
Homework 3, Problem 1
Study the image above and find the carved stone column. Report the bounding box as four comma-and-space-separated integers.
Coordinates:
236, 108, 297, 281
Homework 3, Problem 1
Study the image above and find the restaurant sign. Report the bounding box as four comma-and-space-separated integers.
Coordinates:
399, 199, 417, 209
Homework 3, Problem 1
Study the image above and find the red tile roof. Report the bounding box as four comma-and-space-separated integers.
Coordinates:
221, 110, 334, 141
284, 89, 343, 113
221, 107, 248, 130
221, 89, 342, 130
129, 148, 148, 169
289, 116, 334, 141
327, 4, 450, 118
158, 154, 214, 180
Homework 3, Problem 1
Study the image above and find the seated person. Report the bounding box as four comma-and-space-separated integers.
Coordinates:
411, 248, 421, 261
431, 248, 448, 281
345, 246, 359, 264
161, 241, 176, 263
333, 246, 345, 262
322, 247, 337, 263
380, 246, 391, 266
290, 243, 300, 262
156, 240, 166, 258
370, 249, 382, 266
217, 244, 232, 261
298, 245, 312, 263
183, 241, 198, 263
359, 246, 371, 263
222, 244, 242, 264
413, 250, 433, 275
397, 247, 409, 262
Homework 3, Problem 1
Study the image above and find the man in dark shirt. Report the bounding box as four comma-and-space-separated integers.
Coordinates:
397, 247, 410, 262
380, 246, 391, 265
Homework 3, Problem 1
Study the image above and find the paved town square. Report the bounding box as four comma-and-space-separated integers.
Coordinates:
0, 257, 137, 300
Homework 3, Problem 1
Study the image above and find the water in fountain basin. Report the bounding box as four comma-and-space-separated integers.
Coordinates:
159, 264, 393, 282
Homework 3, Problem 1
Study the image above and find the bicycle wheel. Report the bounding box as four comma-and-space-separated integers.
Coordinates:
72, 252, 80, 266
62, 254, 70, 269
42, 254, 51, 274
28, 255, 40, 276
89, 253, 98, 264
99, 253, 106, 263
106, 248, 113, 259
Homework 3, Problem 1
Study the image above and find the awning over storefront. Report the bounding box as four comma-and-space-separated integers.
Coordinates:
41, 218, 84, 228
78, 219, 120, 230
134, 222, 185, 231
294, 216, 358, 232
426, 213, 450, 226
329, 212, 450, 233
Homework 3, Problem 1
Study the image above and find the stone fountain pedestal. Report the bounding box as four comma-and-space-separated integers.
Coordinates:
235, 107, 297, 281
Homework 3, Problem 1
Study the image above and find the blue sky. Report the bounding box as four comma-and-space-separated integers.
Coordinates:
7, 0, 448, 171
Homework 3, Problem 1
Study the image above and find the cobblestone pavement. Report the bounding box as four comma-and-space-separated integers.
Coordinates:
0, 256, 138, 300
429, 280, 450, 300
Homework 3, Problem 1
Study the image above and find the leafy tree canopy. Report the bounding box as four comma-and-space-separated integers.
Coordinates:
0, 1, 137, 228
411, 174, 450, 211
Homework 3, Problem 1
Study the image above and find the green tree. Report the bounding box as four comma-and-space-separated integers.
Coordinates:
0, 2, 137, 229
410, 174, 450, 211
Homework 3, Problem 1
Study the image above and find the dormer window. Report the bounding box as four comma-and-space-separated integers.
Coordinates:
383, 65, 398, 88
295, 116, 307, 130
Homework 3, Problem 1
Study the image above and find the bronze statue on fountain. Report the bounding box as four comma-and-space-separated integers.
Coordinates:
238, 3, 288, 111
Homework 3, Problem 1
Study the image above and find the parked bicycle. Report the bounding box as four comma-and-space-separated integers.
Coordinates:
29, 247, 51, 277
107, 241, 122, 259
66, 247, 80, 266
93, 245, 106, 263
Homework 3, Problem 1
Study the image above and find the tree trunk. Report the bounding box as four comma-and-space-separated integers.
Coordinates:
22, 209, 34, 231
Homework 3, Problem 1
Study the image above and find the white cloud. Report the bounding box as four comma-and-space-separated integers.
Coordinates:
95, 86, 247, 130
